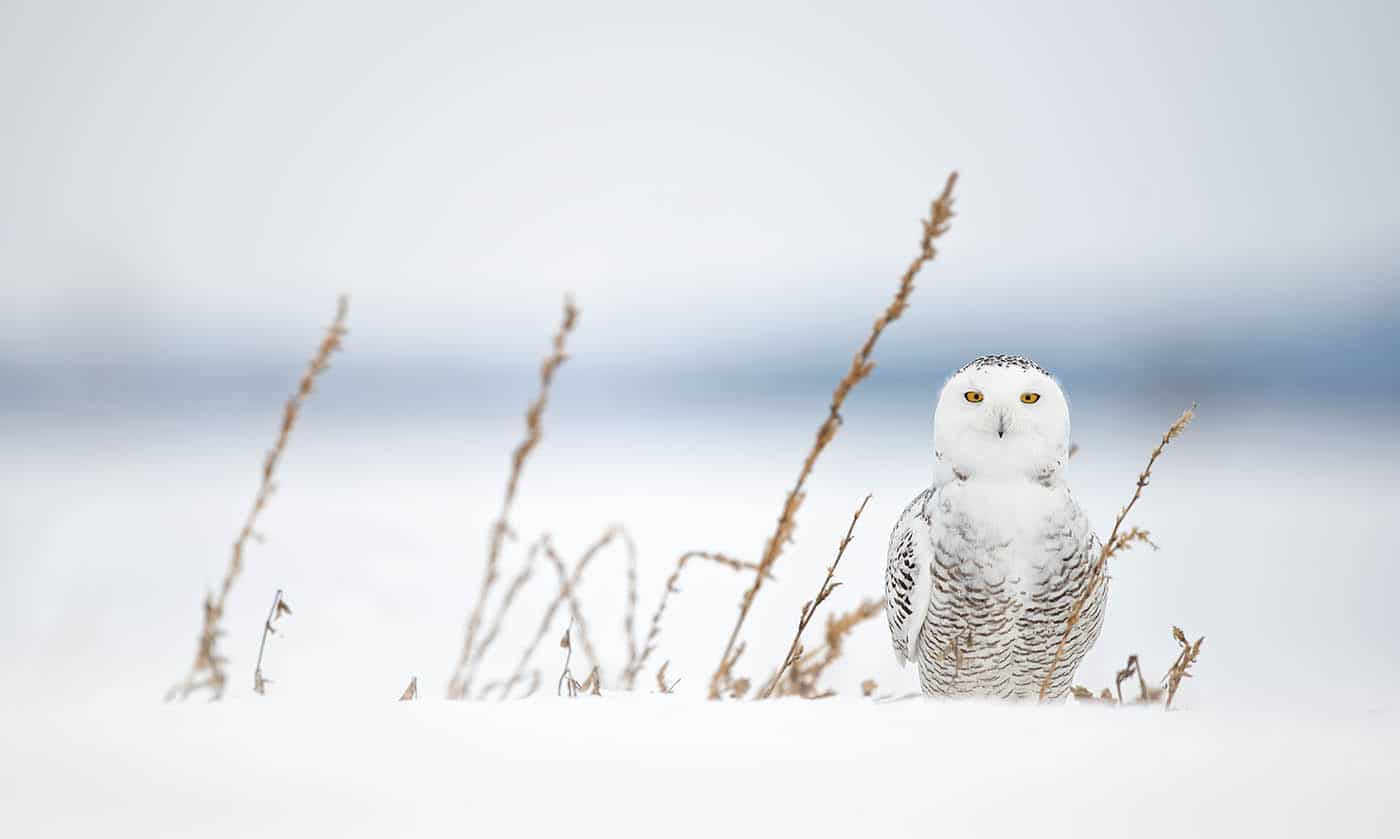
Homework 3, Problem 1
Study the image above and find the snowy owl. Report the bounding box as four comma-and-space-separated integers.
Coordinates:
884, 354, 1105, 699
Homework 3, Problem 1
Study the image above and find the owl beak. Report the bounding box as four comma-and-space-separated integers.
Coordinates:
995, 409, 1007, 439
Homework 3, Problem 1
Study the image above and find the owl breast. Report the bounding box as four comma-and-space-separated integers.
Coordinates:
916, 479, 1104, 699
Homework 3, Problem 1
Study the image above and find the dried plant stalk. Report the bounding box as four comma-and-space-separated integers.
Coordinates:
1038, 404, 1195, 701
555, 624, 601, 698
166, 296, 348, 702
398, 677, 418, 701
542, 533, 608, 675
1069, 685, 1117, 704
709, 174, 958, 698
500, 527, 622, 698
655, 661, 679, 694
728, 677, 752, 699
252, 589, 292, 695
620, 528, 640, 688
479, 670, 541, 701
448, 297, 579, 700
772, 596, 884, 698
459, 535, 547, 696
623, 550, 768, 690
760, 494, 871, 699
1163, 626, 1204, 709
1114, 655, 1143, 705
557, 621, 580, 697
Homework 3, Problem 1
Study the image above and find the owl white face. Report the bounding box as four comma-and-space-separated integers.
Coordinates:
933, 357, 1070, 483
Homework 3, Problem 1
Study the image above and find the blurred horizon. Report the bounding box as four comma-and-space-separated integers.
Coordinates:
3, 0, 1397, 421
5, 265, 1396, 419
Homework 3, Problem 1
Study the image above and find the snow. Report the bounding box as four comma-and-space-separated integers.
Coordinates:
3, 696, 1395, 837
2, 400, 1398, 836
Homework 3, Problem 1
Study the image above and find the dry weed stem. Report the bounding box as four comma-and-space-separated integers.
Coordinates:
624, 551, 767, 689
501, 527, 623, 698
252, 589, 292, 695
1163, 626, 1204, 709
449, 296, 579, 699
1038, 403, 1196, 701
709, 174, 958, 698
760, 494, 871, 699
167, 295, 347, 702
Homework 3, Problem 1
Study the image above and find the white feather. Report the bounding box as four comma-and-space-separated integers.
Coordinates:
885, 355, 1105, 698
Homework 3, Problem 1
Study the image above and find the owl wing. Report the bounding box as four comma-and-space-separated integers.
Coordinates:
885, 488, 935, 667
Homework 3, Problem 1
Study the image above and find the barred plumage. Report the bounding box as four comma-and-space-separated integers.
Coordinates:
884, 355, 1105, 699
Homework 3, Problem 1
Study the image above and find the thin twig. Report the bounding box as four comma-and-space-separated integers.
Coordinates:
709, 174, 958, 698
620, 528, 639, 688
398, 676, 418, 701
542, 533, 609, 676
557, 621, 579, 697
770, 597, 883, 698
501, 527, 622, 697
655, 661, 679, 694
1038, 404, 1196, 700
579, 666, 602, 697
166, 296, 347, 702
448, 296, 578, 700
252, 589, 292, 695
760, 494, 871, 699
624, 550, 769, 690
461, 534, 547, 697
1113, 655, 1140, 705
1163, 626, 1204, 710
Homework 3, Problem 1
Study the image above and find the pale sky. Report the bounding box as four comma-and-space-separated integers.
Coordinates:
2, 0, 1396, 366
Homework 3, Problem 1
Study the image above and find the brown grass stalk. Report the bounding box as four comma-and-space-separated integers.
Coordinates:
709, 174, 958, 698
166, 295, 348, 702
557, 621, 580, 697
1038, 404, 1197, 701
770, 596, 884, 698
542, 533, 609, 676
398, 676, 418, 701
459, 534, 547, 696
620, 528, 640, 688
1112, 654, 1164, 705
1114, 655, 1141, 705
448, 296, 579, 700
655, 661, 679, 694
1069, 685, 1117, 704
252, 589, 292, 695
556, 623, 602, 698
1163, 626, 1204, 709
760, 494, 871, 699
623, 550, 769, 690
499, 527, 621, 698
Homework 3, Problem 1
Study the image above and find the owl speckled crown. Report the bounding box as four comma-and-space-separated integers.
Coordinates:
956, 354, 1050, 376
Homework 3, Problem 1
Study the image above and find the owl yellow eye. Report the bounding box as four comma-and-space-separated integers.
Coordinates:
1020, 392, 1041, 404
964, 390, 983, 403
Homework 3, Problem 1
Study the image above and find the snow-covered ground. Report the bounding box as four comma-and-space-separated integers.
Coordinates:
2, 398, 1398, 836
4, 695, 1396, 837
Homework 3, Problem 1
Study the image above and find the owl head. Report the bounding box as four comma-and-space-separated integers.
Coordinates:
933, 355, 1070, 483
